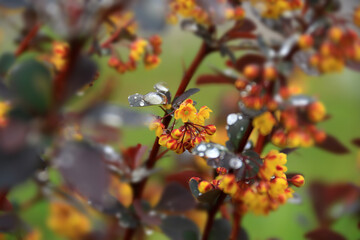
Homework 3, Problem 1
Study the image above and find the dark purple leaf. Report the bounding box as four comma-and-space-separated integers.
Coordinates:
351, 138, 360, 147
280, 148, 298, 154
0, 121, 40, 189
305, 228, 345, 240
196, 75, 236, 85
0, 0, 26, 8
160, 216, 199, 240
156, 182, 196, 212
55, 141, 109, 205
309, 182, 360, 226
240, 150, 263, 179
166, 170, 203, 190
172, 88, 200, 107
133, 200, 161, 226
226, 113, 250, 150
65, 56, 97, 100
209, 219, 231, 240
316, 134, 349, 155
0, 213, 21, 232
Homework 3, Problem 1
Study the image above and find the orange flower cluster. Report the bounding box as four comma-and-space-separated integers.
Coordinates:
167, 0, 245, 25
108, 35, 162, 74
302, 27, 360, 73
271, 101, 327, 148
251, 0, 303, 19
193, 150, 305, 215
234, 64, 278, 110
150, 99, 216, 154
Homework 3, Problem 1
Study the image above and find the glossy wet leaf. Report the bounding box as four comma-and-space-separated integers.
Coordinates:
0, 52, 15, 77
55, 141, 109, 205
8, 59, 52, 114
188, 178, 221, 205
134, 200, 161, 226
241, 150, 263, 179
226, 113, 250, 150
160, 215, 199, 240
96, 195, 138, 228
156, 182, 196, 212
239, 102, 265, 118
172, 88, 200, 107
293, 51, 320, 76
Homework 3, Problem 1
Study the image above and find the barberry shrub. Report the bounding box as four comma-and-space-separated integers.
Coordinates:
0, 0, 359, 240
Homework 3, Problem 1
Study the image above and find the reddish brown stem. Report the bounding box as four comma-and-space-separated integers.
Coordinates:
15, 23, 41, 57
230, 210, 243, 240
202, 193, 227, 240
254, 133, 266, 154
124, 41, 212, 240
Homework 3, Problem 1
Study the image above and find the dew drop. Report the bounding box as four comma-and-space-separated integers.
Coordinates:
229, 158, 243, 169
139, 101, 145, 107
197, 144, 206, 152
227, 114, 238, 125
205, 148, 220, 158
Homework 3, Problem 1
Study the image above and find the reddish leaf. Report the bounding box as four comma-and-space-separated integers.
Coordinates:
123, 144, 148, 170
156, 182, 196, 212
316, 134, 349, 154
196, 75, 236, 85
234, 54, 265, 72
309, 182, 360, 226
351, 138, 360, 148
305, 228, 345, 240
166, 170, 203, 190
226, 32, 257, 41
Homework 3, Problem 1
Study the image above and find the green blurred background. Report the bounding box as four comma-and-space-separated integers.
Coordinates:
2, 21, 360, 239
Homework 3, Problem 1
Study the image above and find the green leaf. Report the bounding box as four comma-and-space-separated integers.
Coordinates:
8, 59, 52, 114
226, 113, 250, 149
0, 52, 16, 76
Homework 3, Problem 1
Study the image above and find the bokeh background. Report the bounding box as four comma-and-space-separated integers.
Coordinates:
1, 13, 360, 239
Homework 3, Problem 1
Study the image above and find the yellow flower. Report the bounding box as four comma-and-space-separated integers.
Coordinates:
259, 150, 287, 181
149, 120, 164, 137
174, 99, 197, 123
307, 101, 326, 122
193, 106, 212, 125
129, 39, 148, 61
252, 112, 276, 135
48, 202, 91, 240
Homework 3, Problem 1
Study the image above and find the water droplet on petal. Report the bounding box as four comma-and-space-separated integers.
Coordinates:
197, 144, 206, 152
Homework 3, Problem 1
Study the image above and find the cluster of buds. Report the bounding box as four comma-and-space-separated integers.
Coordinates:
108, 35, 162, 74
48, 42, 69, 72
233, 63, 278, 110
271, 101, 327, 148
299, 27, 360, 73
167, 0, 245, 25
106, 11, 137, 35
251, 0, 303, 19
192, 150, 305, 215
150, 99, 216, 154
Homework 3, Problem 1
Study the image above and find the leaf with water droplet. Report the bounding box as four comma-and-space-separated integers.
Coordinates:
226, 113, 250, 150
160, 216, 200, 240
